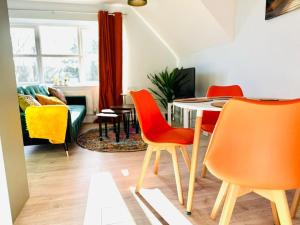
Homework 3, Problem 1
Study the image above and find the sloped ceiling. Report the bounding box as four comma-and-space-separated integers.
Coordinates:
134, 0, 237, 57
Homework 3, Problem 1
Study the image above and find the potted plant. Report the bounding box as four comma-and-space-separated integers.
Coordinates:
147, 67, 186, 111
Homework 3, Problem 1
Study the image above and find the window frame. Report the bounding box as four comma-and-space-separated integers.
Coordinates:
11, 23, 98, 85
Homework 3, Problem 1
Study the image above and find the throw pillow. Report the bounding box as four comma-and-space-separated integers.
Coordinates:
18, 94, 41, 112
36, 94, 66, 105
48, 87, 67, 104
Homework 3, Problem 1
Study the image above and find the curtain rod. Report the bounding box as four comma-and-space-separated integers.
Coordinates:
8, 8, 127, 15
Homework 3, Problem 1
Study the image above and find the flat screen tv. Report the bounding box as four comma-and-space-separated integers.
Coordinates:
174, 67, 195, 99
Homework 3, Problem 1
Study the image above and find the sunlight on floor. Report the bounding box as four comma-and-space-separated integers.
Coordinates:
84, 172, 136, 225
131, 187, 192, 225
83, 172, 192, 225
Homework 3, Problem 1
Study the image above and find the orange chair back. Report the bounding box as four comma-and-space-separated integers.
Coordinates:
202, 85, 244, 131
130, 89, 170, 139
206, 98, 300, 189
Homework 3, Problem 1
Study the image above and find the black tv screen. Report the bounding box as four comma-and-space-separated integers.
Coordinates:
174, 67, 195, 99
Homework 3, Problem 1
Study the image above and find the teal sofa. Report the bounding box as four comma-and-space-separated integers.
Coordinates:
17, 85, 86, 152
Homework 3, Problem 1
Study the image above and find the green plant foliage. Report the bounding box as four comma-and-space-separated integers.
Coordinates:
147, 67, 187, 109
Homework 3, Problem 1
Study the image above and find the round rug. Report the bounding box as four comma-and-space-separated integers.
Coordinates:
77, 128, 147, 152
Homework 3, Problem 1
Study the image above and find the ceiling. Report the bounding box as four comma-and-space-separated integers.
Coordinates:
134, 0, 237, 56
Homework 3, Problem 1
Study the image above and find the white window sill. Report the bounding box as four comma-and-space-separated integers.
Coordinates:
18, 82, 99, 88
52, 82, 99, 88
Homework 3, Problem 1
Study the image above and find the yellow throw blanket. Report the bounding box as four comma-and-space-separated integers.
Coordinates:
25, 105, 69, 144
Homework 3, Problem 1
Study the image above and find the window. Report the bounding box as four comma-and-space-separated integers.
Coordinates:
10, 24, 98, 85
81, 29, 98, 82
10, 27, 39, 83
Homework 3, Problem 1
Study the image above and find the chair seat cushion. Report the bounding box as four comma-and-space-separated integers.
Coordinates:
145, 128, 194, 145
201, 124, 215, 133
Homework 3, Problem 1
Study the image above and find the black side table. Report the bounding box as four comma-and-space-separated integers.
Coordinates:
101, 109, 131, 139
97, 113, 121, 142
110, 104, 139, 133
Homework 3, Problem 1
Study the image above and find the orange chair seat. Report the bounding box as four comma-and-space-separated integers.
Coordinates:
145, 128, 194, 145
202, 85, 244, 134
201, 124, 215, 133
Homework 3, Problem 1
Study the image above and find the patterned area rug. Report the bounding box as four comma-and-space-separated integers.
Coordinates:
77, 128, 147, 153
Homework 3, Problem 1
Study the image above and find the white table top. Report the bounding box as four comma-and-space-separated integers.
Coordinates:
173, 99, 226, 111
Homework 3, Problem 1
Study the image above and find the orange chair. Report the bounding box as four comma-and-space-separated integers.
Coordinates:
130, 89, 194, 204
291, 189, 300, 218
201, 85, 243, 177
205, 98, 300, 225
202, 85, 244, 134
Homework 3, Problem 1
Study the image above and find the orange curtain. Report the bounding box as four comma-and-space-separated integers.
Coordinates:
98, 11, 123, 111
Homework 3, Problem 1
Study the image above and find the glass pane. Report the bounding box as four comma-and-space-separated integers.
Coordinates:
82, 56, 98, 81
42, 57, 79, 84
40, 26, 79, 55
10, 27, 36, 55
82, 29, 98, 54
13, 57, 39, 83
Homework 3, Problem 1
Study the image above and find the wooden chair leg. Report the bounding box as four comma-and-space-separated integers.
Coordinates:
171, 147, 184, 205
201, 164, 208, 178
211, 181, 229, 220
271, 202, 280, 225
272, 190, 292, 225
135, 146, 153, 193
219, 184, 239, 225
153, 150, 160, 175
291, 189, 300, 219
180, 146, 191, 171
201, 134, 211, 178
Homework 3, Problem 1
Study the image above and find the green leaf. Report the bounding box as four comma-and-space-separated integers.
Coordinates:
147, 67, 186, 110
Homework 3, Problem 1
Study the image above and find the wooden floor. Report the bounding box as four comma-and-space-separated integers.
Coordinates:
14, 124, 300, 225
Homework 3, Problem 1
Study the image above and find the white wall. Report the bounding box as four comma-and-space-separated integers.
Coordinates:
0, 0, 29, 221
123, 8, 178, 94
181, 0, 300, 98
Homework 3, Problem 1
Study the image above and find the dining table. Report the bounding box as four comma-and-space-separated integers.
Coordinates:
171, 97, 228, 214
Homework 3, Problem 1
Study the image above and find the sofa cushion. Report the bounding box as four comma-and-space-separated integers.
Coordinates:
68, 105, 86, 140
48, 87, 67, 104
36, 94, 66, 105
18, 94, 41, 111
